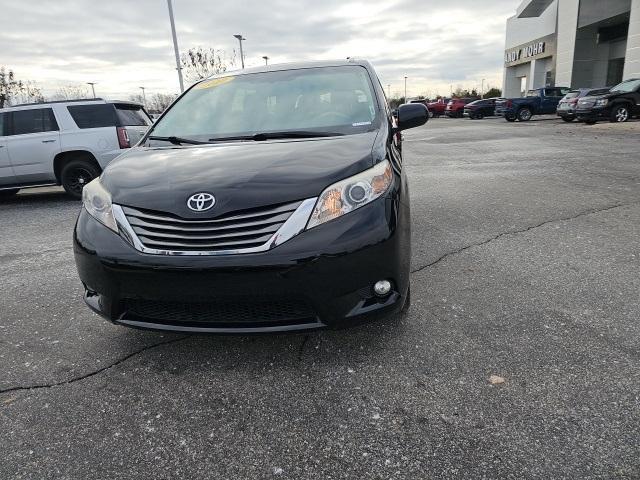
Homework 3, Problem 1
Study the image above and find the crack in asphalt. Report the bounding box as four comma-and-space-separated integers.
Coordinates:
411, 201, 636, 275
0, 336, 188, 395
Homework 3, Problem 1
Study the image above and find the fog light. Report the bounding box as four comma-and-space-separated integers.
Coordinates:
373, 280, 392, 297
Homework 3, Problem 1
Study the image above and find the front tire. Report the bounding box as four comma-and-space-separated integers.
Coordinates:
61, 159, 101, 199
610, 105, 630, 123
0, 188, 20, 198
518, 108, 533, 122
561, 116, 574, 122
401, 284, 411, 313
505, 115, 517, 122
475, 112, 484, 120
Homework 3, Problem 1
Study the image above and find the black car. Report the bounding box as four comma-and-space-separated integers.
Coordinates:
74, 60, 428, 333
576, 79, 640, 124
556, 87, 610, 122
463, 98, 497, 119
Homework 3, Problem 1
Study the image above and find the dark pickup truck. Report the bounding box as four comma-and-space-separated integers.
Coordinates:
495, 87, 570, 122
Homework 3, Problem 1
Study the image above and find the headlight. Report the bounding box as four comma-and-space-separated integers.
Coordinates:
307, 160, 393, 229
82, 178, 118, 233
595, 98, 608, 107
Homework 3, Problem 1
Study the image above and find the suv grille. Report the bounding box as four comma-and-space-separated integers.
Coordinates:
123, 297, 318, 327
121, 201, 302, 252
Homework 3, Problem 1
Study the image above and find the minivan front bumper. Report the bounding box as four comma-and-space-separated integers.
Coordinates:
73, 193, 410, 333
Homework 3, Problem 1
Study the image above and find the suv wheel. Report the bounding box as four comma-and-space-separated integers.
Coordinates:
475, 112, 484, 120
611, 105, 630, 123
561, 116, 574, 122
518, 108, 533, 122
61, 159, 100, 199
505, 115, 517, 122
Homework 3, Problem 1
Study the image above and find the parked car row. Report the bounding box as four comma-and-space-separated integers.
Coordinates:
0, 99, 152, 198
492, 78, 640, 124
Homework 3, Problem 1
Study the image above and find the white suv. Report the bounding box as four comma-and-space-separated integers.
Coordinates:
0, 99, 152, 198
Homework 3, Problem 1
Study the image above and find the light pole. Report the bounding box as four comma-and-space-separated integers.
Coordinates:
481, 78, 485, 98
234, 34, 246, 69
387, 84, 391, 99
139, 86, 147, 106
404, 76, 407, 102
166, 0, 184, 93
262, 56, 269, 65
87, 82, 96, 98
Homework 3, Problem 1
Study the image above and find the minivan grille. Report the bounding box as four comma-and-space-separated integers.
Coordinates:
121, 200, 302, 252
123, 297, 317, 327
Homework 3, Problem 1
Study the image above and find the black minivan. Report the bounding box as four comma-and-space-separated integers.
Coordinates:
74, 60, 428, 333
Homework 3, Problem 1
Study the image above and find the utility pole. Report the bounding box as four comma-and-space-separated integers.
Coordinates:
87, 82, 96, 98
262, 56, 269, 65
167, 0, 184, 92
387, 84, 391, 99
481, 78, 485, 99
404, 76, 407, 102
234, 34, 246, 69
139, 86, 147, 106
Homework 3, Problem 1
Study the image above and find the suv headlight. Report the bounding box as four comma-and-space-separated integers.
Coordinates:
595, 98, 608, 107
82, 178, 118, 233
307, 160, 393, 229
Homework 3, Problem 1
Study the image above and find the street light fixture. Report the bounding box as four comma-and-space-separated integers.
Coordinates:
262, 56, 269, 65
166, 0, 184, 92
87, 82, 96, 98
234, 34, 246, 69
139, 86, 147, 106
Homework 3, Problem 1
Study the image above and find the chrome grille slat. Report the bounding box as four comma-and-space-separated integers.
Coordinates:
133, 224, 280, 241
121, 201, 302, 253
138, 234, 273, 249
126, 212, 292, 232
122, 201, 301, 225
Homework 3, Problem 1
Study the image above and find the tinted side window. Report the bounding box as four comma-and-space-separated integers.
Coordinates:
11, 108, 58, 135
68, 104, 117, 128
114, 105, 151, 126
0, 113, 5, 136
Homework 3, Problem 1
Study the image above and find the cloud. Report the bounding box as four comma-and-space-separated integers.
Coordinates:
1, 0, 518, 99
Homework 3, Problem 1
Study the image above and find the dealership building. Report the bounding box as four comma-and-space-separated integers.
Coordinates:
503, 0, 640, 97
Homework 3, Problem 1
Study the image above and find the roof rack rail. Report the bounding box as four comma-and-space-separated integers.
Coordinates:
8, 98, 105, 108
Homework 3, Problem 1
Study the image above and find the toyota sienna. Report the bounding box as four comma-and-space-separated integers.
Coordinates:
73, 59, 428, 333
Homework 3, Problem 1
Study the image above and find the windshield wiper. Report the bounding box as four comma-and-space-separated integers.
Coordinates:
208, 131, 344, 142
147, 135, 207, 145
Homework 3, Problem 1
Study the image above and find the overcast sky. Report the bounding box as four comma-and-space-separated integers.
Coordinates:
2, 0, 519, 100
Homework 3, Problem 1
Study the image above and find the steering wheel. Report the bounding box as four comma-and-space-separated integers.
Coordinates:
316, 111, 351, 123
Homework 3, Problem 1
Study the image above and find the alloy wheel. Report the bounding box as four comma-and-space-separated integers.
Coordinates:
65, 166, 94, 197
615, 107, 629, 123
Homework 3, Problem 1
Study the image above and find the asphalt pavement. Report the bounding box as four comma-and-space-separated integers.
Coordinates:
1, 116, 639, 479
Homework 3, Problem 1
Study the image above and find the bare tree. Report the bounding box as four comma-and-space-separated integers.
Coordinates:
52, 84, 89, 100
148, 93, 177, 113
180, 47, 237, 82
129, 93, 145, 105
0, 66, 44, 107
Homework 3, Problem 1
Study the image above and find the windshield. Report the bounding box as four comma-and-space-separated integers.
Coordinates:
149, 66, 379, 141
610, 79, 640, 93
525, 90, 539, 97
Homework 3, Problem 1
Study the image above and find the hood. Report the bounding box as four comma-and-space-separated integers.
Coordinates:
102, 132, 378, 218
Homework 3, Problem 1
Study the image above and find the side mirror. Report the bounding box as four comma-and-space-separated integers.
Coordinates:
396, 103, 428, 131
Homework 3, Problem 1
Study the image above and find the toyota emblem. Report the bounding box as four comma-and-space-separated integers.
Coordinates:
187, 192, 216, 212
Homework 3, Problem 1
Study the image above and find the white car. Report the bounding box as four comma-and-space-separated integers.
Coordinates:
0, 99, 152, 198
